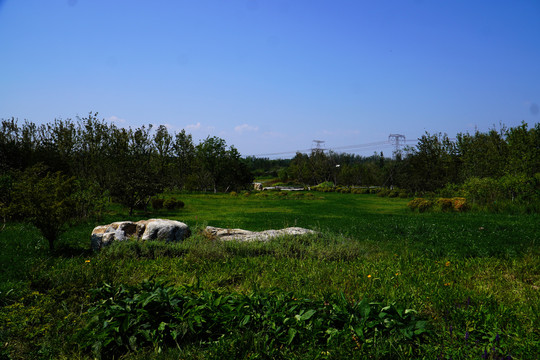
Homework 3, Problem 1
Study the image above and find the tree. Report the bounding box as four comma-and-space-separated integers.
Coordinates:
8, 164, 77, 251
192, 136, 252, 192
456, 128, 508, 180
172, 129, 195, 189
505, 122, 540, 177
288, 152, 311, 185
402, 133, 459, 192
108, 125, 163, 215
152, 124, 174, 184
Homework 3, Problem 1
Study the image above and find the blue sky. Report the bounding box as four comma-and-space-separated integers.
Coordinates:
1, 0, 539, 158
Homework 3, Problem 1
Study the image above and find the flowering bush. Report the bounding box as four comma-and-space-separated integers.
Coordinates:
436, 198, 453, 212
451, 197, 469, 212
407, 198, 433, 212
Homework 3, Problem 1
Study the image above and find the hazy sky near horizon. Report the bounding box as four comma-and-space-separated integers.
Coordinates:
1, 0, 539, 158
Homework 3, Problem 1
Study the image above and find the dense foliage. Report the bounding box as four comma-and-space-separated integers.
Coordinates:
82, 280, 427, 359
0, 114, 253, 215
257, 123, 539, 211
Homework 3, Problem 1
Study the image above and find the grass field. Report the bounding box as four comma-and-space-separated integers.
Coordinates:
1, 191, 539, 359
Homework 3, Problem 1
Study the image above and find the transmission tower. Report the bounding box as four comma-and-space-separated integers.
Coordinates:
388, 134, 406, 159
312, 140, 325, 152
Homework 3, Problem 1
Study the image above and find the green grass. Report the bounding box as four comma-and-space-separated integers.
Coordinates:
1, 192, 539, 359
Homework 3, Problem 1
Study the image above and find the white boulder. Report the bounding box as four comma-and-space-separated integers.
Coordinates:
203, 226, 316, 242
91, 219, 190, 251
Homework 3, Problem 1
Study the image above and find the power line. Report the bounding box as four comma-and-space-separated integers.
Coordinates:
249, 140, 394, 157
247, 136, 457, 158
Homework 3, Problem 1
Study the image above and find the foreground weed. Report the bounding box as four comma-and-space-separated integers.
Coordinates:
79, 280, 429, 359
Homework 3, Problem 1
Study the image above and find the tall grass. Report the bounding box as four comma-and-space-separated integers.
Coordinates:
0, 193, 538, 359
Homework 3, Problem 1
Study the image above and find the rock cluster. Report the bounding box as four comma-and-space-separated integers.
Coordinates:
91, 219, 317, 250
91, 219, 190, 251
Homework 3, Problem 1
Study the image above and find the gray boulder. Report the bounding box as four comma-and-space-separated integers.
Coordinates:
203, 226, 316, 242
91, 219, 190, 251
140, 219, 191, 242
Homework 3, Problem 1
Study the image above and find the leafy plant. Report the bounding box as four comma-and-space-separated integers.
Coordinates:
7, 164, 78, 250
163, 198, 184, 210
81, 281, 429, 359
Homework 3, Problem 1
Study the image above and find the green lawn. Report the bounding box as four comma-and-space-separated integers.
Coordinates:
1, 192, 539, 359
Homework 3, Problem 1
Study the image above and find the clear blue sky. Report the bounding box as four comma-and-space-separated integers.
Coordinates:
1, 0, 539, 158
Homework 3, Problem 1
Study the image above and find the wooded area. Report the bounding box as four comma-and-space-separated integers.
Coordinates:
1, 114, 539, 218
0, 113, 253, 212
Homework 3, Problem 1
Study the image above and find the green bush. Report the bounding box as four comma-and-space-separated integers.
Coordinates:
407, 198, 433, 212
163, 198, 184, 210
388, 190, 399, 198
229, 191, 238, 197
398, 191, 408, 198
436, 198, 453, 212
463, 177, 501, 205
377, 189, 390, 197
418, 199, 433, 212
151, 198, 164, 210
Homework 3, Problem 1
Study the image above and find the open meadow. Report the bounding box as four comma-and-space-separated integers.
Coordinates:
1, 192, 539, 359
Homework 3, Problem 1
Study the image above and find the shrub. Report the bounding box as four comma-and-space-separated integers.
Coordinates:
438, 183, 462, 198
388, 190, 399, 198
407, 198, 433, 212
451, 197, 469, 212
462, 177, 501, 205
163, 198, 185, 210
318, 181, 334, 189
377, 189, 390, 197
407, 198, 423, 211
151, 198, 164, 210
230, 191, 238, 197
359, 188, 370, 194
417, 199, 433, 212
436, 198, 453, 212
398, 191, 408, 198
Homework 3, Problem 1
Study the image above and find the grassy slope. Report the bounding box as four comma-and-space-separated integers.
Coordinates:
1, 192, 539, 359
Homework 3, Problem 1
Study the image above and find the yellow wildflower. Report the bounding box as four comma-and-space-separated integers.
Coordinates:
367, 274, 372, 278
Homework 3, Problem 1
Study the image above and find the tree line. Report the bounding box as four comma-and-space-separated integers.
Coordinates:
267, 122, 539, 209
0, 113, 252, 216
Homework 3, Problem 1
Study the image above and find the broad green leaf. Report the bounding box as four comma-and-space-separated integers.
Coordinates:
287, 328, 297, 345
300, 309, 316, 321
